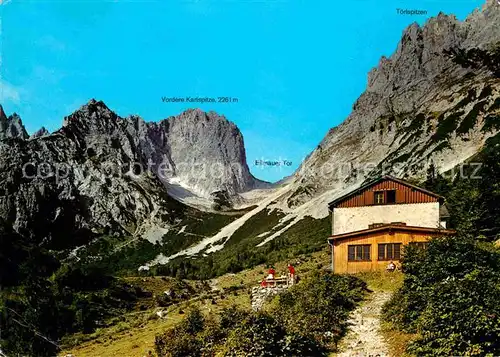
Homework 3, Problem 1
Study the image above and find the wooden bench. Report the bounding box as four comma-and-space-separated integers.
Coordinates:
263, 276, 289, 287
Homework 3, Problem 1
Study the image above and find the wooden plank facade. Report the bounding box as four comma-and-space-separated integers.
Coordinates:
335, 179, 440, 208
327, 176, 454, 274
331, 228, 447, 274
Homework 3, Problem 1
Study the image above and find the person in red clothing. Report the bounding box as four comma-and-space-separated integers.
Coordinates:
266, 266, 276, 286
268, 266, 276, 278
287, 263, 295, 285
260, 279, 268, 288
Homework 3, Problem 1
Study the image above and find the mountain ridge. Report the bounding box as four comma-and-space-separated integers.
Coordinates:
282, 0, 500, 212
0, 100, 270, 247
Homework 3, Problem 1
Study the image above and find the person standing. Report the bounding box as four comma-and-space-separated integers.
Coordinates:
267, 266, 276, 286
268, 266, 276, 279
287, 263, 295, 285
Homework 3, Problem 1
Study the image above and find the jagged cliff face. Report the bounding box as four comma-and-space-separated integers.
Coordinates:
62, 103, 264, 198
0, 101, 263, 246
164, 110, 259, 196
125, 109, 263, 199
0, 106, 28, 140
285, 0, 500, 210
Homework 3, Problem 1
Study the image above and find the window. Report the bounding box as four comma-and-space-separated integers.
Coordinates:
348, 245, 371, 261
374, 191, 384, 204
378, 243, 402, 260
409, 242, 429, 250
386, 190, 396, 204
374, 190, 396, 205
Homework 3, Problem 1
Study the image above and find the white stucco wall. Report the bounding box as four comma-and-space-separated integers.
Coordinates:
333, 202, 441, 235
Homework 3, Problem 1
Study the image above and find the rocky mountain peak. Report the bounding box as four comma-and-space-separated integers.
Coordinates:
0, 105, 6, 121
30, 127, 50, 139
367, 14, 463, 97
166, 108, 240, 136
65, 99, 111, 119
62, 99, 118, 130
0, 105, 29, 140
367, 1, 499, 98
286, 0, 500, 210
461, 0, 500, 49
157, 107, 260, 198
172, 108, 234, 128
59, 99, 125, 154
58, 100, 261, 198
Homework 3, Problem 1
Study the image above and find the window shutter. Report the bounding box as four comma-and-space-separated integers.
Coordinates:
387, 190, 396, 204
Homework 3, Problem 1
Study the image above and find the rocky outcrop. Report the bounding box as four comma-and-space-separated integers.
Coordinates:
0, 105, 28, 140
0, 128, 183, 248
282, 0, 500, 210
251, 285, 289, 311
30, 127, 50, 139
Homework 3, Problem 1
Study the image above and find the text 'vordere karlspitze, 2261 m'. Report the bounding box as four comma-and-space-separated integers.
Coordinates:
161, 96, 239, 103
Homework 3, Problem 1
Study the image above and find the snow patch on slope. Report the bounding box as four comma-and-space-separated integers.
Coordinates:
166, 178, 214, 209
146, 185, 288, 266
257, 181, 364, 246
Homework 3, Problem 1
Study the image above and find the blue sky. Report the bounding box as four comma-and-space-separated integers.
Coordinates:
0, 0, 484, 182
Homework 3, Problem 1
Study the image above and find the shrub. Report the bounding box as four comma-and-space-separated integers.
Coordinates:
154, 307, 204, 357
0, 256, 140, 356
272, 271, 366, 347
423, 140, 500, 241
154, 306, 323, 357
220, 312, 313, 356
155, 273, 365, 356
408, 268, 500, 356
383, 235, 500, 356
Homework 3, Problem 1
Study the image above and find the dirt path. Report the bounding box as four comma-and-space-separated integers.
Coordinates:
336, 291, 392, 357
